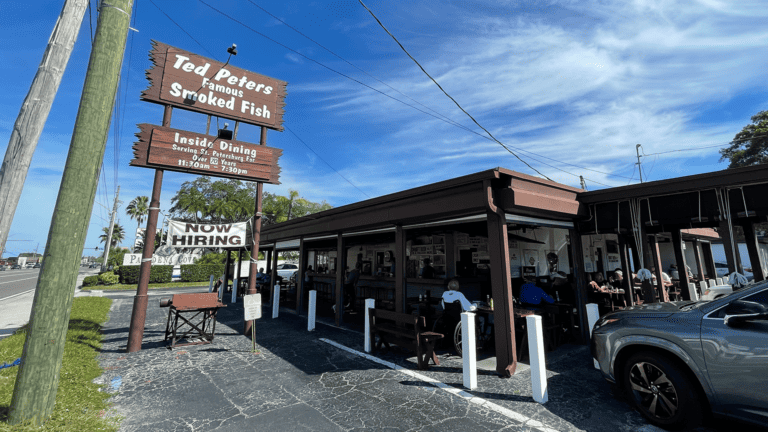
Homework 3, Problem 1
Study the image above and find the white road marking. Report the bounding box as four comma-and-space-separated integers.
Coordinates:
320, 338, 561, 432
0, 276, 38, 285
0, 288, 35, 302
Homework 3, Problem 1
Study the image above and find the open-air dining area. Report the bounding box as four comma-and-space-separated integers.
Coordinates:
219, 164, 768, 382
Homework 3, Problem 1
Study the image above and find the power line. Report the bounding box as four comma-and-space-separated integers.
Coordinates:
358, 0, 552, 181
640, 134, 768, 157
147, 1, 371, 198
198, 1, 624, 186
148, 0, 218, 60
285, 126, 371, 199
244, 1, 628, 185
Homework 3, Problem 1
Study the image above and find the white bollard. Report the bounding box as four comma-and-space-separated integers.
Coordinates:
697, 281, 706, 301
586, 303, 601, 369
526, 315, 548, 404
208, 275, 214, 293
461, 312, 477, 390
688, 283, 698, 301
586, 303, 600, 338
708, 279, 716, 288
272, 284, 280, 319
218, 275, 225, 302
308, 290, 317, 331
364, 298, 376, 352
231, 278, 238, 304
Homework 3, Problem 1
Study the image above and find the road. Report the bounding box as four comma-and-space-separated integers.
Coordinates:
0, 266, 98, 338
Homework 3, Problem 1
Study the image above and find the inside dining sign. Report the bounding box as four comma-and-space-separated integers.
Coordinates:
141, 40, 287, 131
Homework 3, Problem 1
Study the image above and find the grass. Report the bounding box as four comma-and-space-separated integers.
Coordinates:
0, 297, 117, 431
82, 281, 211, 291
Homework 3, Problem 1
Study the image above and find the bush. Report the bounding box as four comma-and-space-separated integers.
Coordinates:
82, 275, 99, 287
118, 265, 173, 284
98, 271, 119, 285
180, 264, 225, 282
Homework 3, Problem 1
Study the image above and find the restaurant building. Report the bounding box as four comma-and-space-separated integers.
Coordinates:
252, 164, 768, 377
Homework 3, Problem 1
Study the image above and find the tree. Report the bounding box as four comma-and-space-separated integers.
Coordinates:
126, 196, 149, 243
133, 229, 166, 253
99, 223, 125, 247
720, 110, 768, 168
169, 177, 332, 226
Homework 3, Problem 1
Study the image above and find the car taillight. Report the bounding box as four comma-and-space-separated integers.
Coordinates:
704, 290, 710, 295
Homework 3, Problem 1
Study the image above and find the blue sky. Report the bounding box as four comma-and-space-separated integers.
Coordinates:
1, 0, 767, 257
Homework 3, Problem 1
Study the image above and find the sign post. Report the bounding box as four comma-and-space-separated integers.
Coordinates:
243, 293, 262, 353
127, 41, 286, 351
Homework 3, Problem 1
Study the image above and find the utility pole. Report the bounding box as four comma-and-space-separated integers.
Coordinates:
635, 144, 644, 183
102, 185, 120, 271
9, 0, 134, 425
0, 0, 89, 266
579, 175, 587, 191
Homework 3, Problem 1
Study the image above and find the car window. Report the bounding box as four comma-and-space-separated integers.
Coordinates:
744, 289, 768, 307
710, 288, 768, 318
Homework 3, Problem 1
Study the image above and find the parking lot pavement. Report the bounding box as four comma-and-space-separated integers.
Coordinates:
97, 294, 739, 432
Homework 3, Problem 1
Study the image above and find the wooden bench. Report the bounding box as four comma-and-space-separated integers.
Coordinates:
369, 309, 443, 370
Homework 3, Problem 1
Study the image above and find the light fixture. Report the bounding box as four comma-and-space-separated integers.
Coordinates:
217, 123, 233, 140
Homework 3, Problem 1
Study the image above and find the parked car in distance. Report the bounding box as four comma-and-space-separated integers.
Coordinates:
715, 261, 753, 281
0, 266, 6, 271
275, 263, 299, 280
701, 284, 733, 301
592, 282, 768, 429
11, 264, 21, 269
33, 263, 41, 269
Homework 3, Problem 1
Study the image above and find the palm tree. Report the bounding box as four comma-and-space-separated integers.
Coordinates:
126, 196, 149, 246
99, 223, 126, 247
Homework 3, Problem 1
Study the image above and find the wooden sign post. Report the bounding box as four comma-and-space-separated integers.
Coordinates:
127, 41, 286, 352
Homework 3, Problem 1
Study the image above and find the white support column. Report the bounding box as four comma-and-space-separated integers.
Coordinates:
231, 278, 238, 304
272, 283, 280, 319
708, 279, 716, 288
461, 312, 477, 390
364, 298, 376, 353
208, 275, 214, 293
308, 290, 317, 331
526, 315, 548, 404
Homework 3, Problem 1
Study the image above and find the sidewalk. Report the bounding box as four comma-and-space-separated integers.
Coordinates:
96, 292, 666, 432
0, 269, 97, 339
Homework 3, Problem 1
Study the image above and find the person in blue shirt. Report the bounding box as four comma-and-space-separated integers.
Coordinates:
520, 276, 555, 306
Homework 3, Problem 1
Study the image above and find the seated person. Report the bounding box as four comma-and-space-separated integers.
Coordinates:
650, 267, 673, 289
256, 267, 267, 282
611, 270, 625, 289
520, 276, 555, 307
587, 273, 612, 307
550, 271, 573, 303
441, 286, 475, 312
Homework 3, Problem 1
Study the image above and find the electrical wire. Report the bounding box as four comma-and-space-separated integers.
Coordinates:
148, 0, 218, 59
285, 126, 371, 199
244, 1, 631, 184
640, 134, 768, 157
87, 0, 94, 45
358, 0, 552, 181
147, 2, 372, 198
197, 0, 624, 186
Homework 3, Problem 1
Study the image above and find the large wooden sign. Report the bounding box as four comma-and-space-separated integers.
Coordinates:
131, 124, 282, 184
142, 40, 287, 131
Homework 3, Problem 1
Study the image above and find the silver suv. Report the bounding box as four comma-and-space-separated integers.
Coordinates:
591, 282, 768, 429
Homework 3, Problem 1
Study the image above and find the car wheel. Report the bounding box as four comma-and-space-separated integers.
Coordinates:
622, 352, 704, 430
